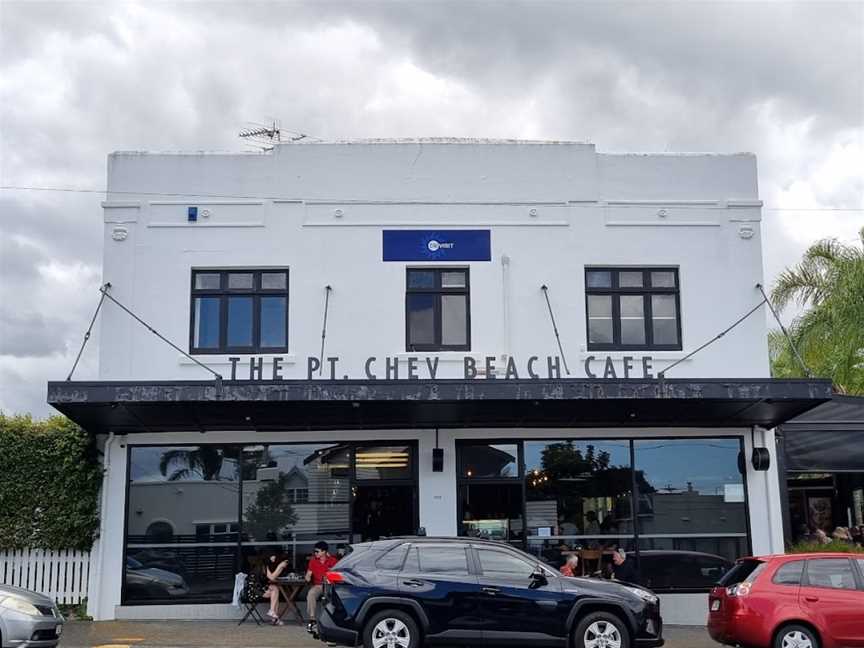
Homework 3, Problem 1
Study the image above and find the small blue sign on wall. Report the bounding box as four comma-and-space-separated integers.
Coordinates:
383, 230, 491, 262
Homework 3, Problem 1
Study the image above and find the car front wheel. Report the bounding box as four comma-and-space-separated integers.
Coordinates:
774, 624, 820, 648
573, 611, 631, 648
363, 609, 420, 648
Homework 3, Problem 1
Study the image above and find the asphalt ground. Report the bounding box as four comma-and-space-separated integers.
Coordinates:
58, 620, 722, 648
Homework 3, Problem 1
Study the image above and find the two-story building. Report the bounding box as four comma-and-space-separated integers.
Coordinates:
48, 139, 832, 624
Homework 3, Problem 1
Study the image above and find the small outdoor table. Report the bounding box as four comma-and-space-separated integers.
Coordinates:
271, 577, 306, 625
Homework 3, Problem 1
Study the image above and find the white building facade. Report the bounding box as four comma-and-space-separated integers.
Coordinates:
48, 140, 831, 625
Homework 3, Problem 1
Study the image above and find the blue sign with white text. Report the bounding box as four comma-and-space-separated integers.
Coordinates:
383, 230, 491, 262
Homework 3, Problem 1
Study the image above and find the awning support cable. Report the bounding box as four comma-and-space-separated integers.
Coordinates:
540, 285, 571, 375
97, 284, 223, 385
318, 285, 333, 376
755, 282, 813, 378
658, 295, 768, 380
66, 284, 109, 381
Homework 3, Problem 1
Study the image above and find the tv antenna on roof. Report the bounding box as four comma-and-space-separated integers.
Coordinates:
239, 120, 309, 150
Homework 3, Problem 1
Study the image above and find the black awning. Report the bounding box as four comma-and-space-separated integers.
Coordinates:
780, 395, 864, 472
47, 378, 833, 435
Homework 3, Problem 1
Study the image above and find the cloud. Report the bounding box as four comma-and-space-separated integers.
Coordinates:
0, 1, 861, 415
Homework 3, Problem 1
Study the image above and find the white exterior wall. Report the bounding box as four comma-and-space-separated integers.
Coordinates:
87, 141, 784, 624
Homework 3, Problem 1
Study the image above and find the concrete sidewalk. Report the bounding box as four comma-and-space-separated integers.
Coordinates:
59, 620, 722, 648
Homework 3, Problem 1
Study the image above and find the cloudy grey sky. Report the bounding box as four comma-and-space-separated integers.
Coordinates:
1, 1, 862, 416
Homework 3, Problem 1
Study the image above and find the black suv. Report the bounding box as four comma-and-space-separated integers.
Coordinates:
313, 537, 663, 648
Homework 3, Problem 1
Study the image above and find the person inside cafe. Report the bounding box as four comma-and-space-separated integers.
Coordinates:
560, 553, 579, 577
611, 548, 638, 583
584, 511, 601, 535
305, 541, 338, 632
262, 553, 289, 624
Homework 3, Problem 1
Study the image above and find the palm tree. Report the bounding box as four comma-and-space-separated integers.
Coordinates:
769, 227, 864, 394
159, 446, 229, 481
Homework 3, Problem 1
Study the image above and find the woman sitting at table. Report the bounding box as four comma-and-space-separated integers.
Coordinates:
560, 554, 579, 577
262, 554, 289, 624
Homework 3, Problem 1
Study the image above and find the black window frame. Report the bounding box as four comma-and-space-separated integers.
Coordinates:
405, 268, 471, 352
189, 268, 290, 355
584, 267, 682, 351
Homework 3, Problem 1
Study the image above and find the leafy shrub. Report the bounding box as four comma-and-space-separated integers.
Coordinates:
0, 413, 102, 550
788, 540, 864, 554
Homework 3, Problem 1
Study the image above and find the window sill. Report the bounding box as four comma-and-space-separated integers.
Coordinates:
395, 352, 488, 363
578, 349, 693, 361
179, 354, 297, 366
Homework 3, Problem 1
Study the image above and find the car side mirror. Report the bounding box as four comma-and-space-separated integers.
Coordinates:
529, 568, 547, 589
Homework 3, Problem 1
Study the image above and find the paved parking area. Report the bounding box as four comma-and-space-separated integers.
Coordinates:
59, 620, 722, 648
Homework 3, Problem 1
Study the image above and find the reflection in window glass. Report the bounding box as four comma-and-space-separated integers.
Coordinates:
773, 561, 804, 585
619, 271, 644, 287
459, 482, 523, 546
634, 439, 746, 590
652, 295, 679, 345
620, 296, 646, 344
441, 271, 466, 288
260, 297, 287, 348
228, 273, 254, 289
406, 546, 469, 574
459, 444, 518, 478
227, 297, 253, 347
806, 559, 857, 590
651, 271, 677, 288
261, 272, 287, 290
407, 294, 435, 346
441, 295, 467, 345
587, 295, 613, 344
477, 549, 535, 578
194, 273, 221, 289
125, 446, 239, 604
586, 271, 612, 288
525, 441, 633, 544
193, 297, 220, 348
240, 444, 350, 571
407, 270, 435, 289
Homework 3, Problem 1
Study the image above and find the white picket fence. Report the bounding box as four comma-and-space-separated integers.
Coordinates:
0, 549, 90, 604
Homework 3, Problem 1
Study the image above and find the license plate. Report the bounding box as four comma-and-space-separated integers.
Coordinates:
56, 625, 63, 636
710, 600, 721, 611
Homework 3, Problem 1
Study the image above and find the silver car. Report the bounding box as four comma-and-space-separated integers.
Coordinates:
0, 585, 64, 648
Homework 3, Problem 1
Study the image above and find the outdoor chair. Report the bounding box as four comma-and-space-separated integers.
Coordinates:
238, 573, 268, 626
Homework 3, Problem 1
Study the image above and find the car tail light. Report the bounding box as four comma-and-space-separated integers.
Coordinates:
726, 582, 751, 597
325, 570, 345, 584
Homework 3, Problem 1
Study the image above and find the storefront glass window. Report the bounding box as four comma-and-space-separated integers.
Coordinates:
634, 438, 746, 590
458, 443, 519, 479
125, 446, 240, 604
240, 444, 350, 574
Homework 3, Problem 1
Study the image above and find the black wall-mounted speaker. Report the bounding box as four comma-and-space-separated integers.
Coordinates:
432, 448, 444, 472
751, 447, 771, 471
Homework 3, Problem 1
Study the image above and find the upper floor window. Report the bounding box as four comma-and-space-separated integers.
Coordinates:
406, 268, 470, 352
585, 267, 681, 351
190, 269, 289, 354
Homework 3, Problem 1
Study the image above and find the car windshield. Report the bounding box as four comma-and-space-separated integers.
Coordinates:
718, 559, 765, 586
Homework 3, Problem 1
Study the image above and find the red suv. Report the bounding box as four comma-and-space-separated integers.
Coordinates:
708, 553, 864, 648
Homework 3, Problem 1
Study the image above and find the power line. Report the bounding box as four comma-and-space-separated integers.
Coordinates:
2, 184, 863, 211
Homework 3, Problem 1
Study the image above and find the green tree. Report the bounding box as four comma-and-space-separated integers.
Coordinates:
770, 227, 864, 395
243, 473, 298, 541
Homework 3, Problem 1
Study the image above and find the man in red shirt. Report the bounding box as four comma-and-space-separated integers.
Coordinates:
306, 541, 338, 630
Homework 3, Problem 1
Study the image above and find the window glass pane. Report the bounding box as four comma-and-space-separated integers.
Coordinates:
619, 271, 644, 287
228, 273, 254, 289
194, 273, 221, 290
407, 294, 435, 347
441, 271, 466, 288
260, 297, 287, 348
807, 559, 856, 590
586, 271, 612, 288
620, 295, 646, 345
459, 444, 518, 479
459, 483, 524, 547
651, 271, 677, 288
773, 561, 804, 585
355, 446, 412, 480
240, 444, 350, 572
477, 549, 535, 579
193, 297, 220, 348
525, 441, 633, 567
227, 297, 253, 347
261, 272, 287, 290
441, 295, 467, 346
652, 295, 679, 345
634, 439, 746, 590
407, 271, 435, 289
126, 446, 239, 603
376, 544, 410, 571
587, 295, 613, 344
412, 546, 469, 574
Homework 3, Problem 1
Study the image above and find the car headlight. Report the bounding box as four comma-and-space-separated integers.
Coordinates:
0, 596, 41, 616
626, 587, 658, 604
